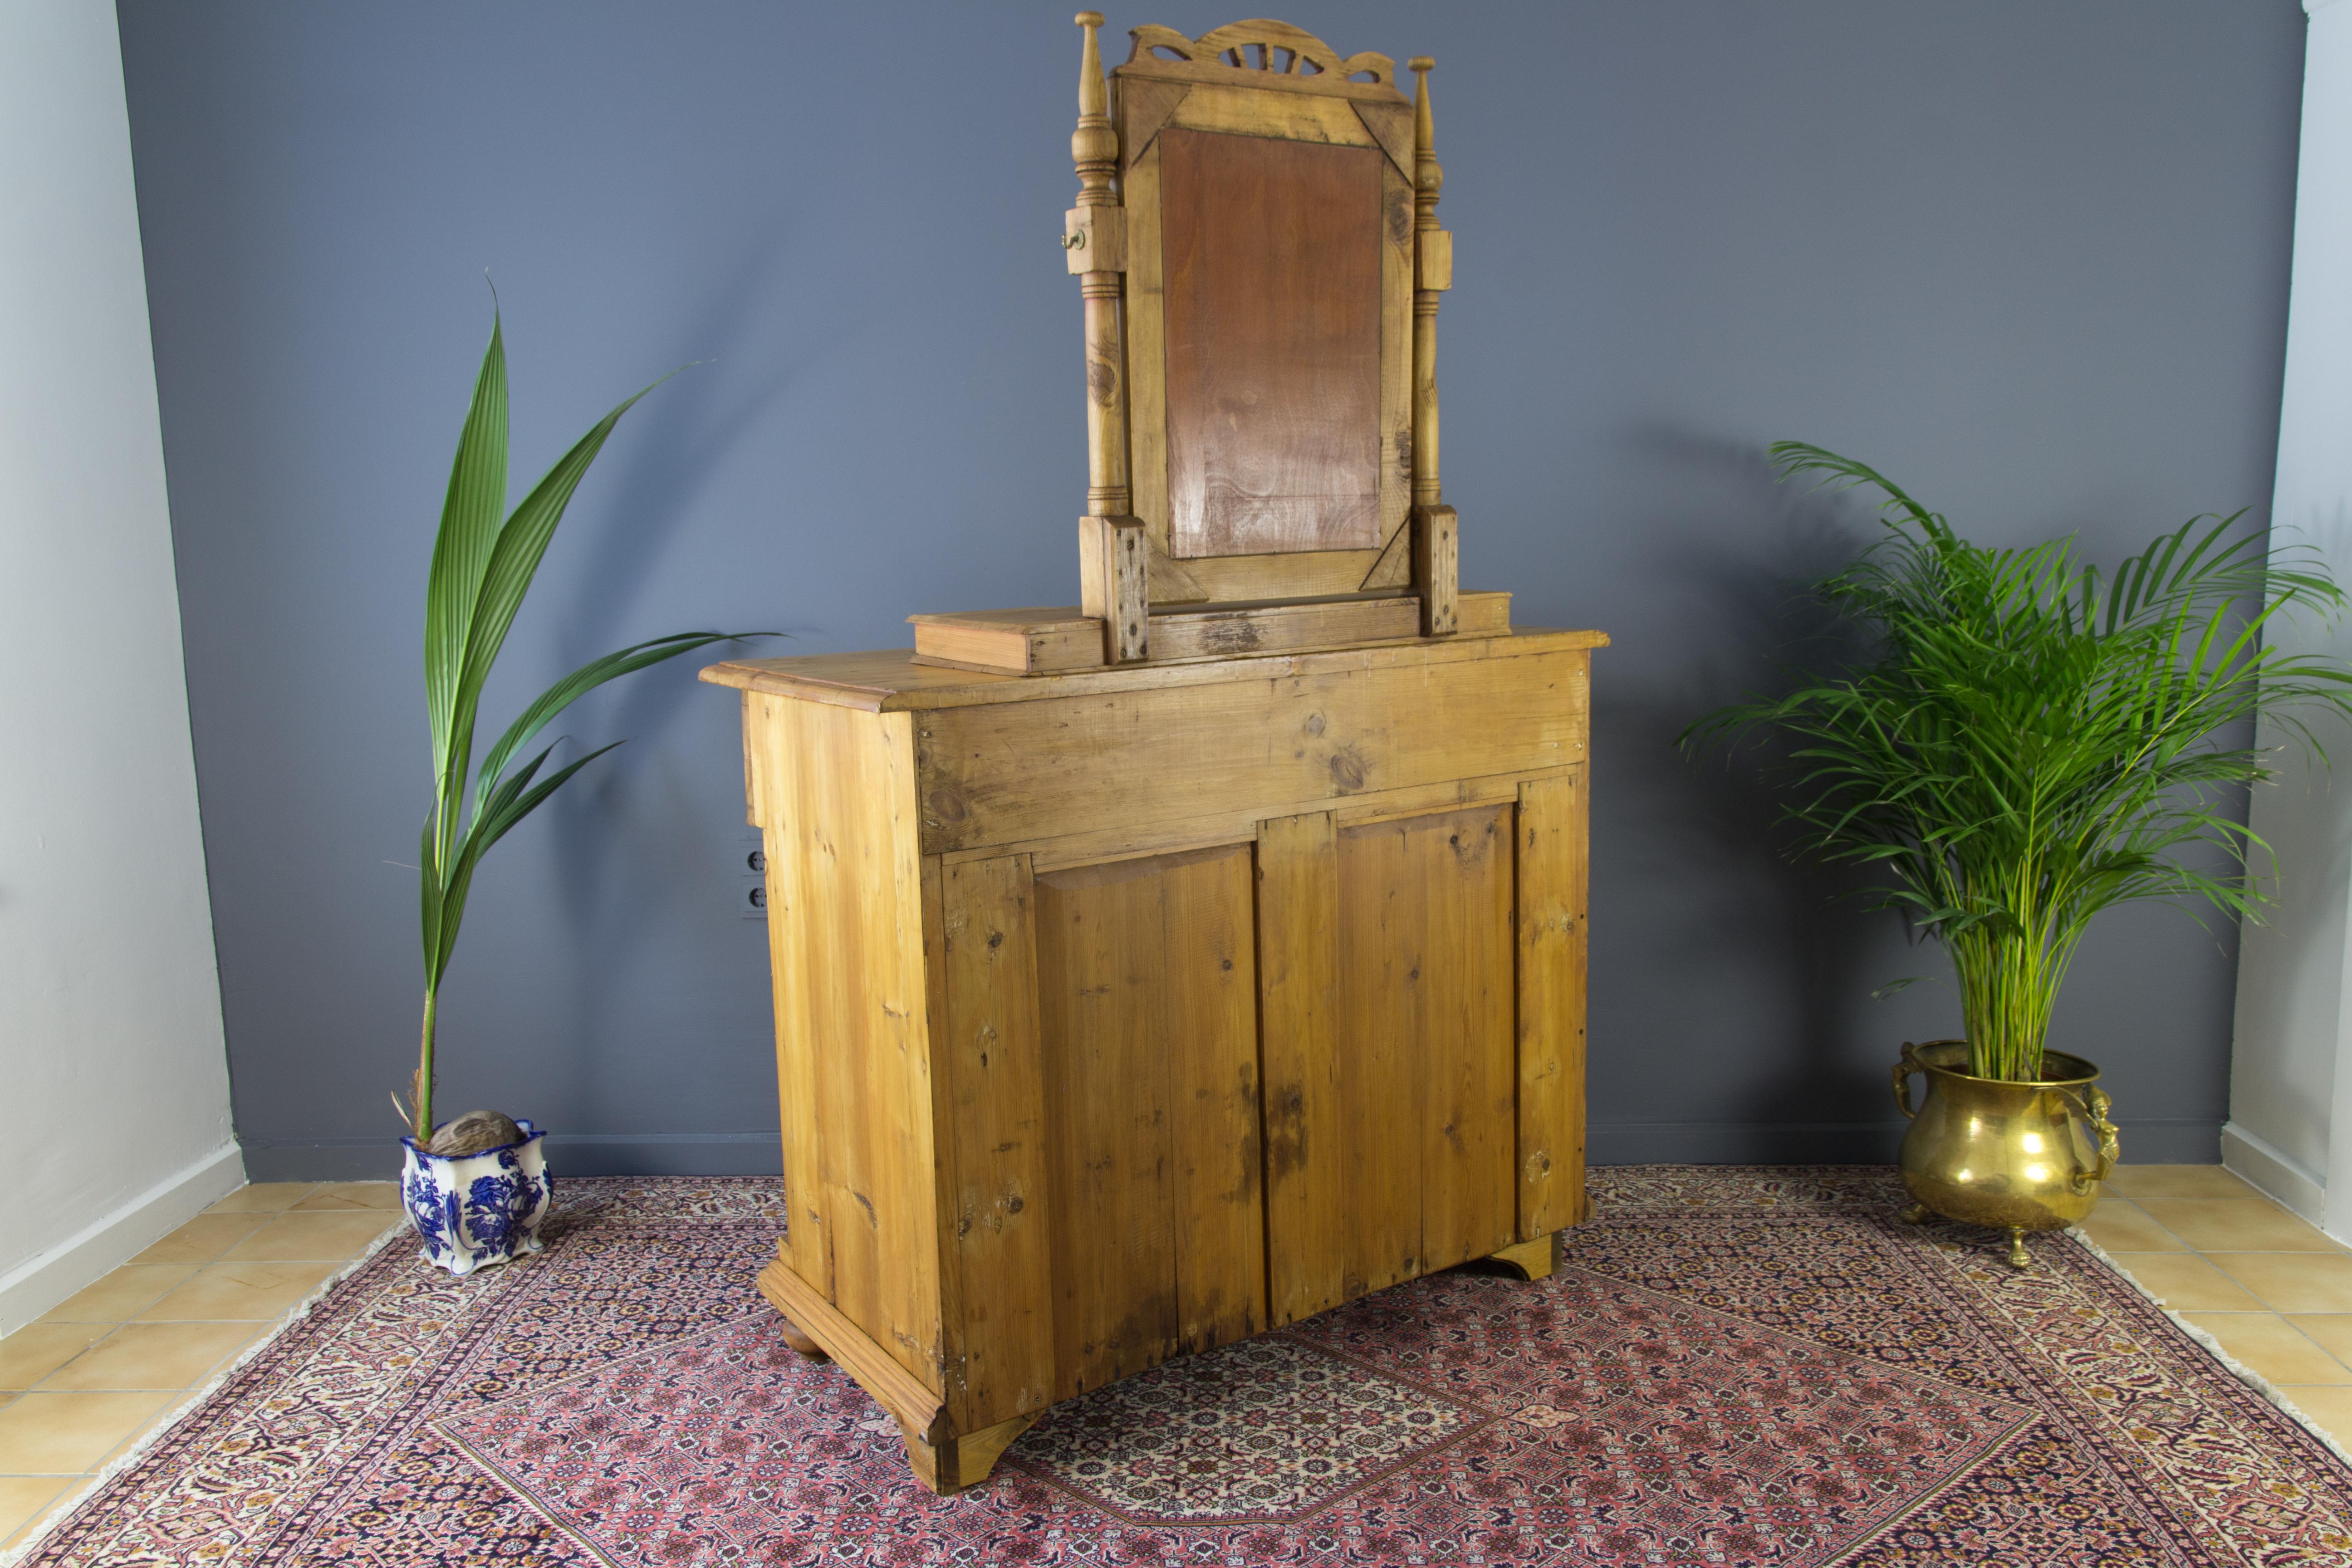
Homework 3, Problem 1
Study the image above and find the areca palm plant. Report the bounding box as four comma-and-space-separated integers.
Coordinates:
405, 314, 755, 1141
1686, 442, 2352, 1082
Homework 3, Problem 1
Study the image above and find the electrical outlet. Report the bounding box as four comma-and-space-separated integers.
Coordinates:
737, 828, 768, 920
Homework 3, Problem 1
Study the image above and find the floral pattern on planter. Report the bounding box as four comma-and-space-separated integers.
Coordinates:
399, 1120, 551, 1275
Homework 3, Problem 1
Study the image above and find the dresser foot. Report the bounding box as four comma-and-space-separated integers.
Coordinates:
775, 1311, 830, 1362
899, 1410, 1039, 1495
1471, 1234, 1557, 1282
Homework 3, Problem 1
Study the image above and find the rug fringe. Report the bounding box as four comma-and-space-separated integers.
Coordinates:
2065, 1222, 2352, 1467
0, 1217, 414, 1568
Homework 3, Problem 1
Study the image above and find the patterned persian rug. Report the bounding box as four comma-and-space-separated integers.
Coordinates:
16, 1167, 2352, 1567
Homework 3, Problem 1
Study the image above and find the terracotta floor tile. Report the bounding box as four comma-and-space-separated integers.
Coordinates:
35, 1265, 196, 1324
201, 1183, 317, 1215
2102, 1164, 2259, 1202
2101, 1251, 2263, 1309
126, 1213, 271, 1267
2276, 1385, 2352, 1450
2180, 1311, 2352, 1384
0, 1477, 68, 1541
2076, 1200, 2187, 1254
2136, 1199, 2342, 1254
2289, 1315, 2352, 1365
0, 1325, 108, 1391
133, 1261, 338, 1323
218, 1210, 399, 1263
2210, 1252, 2352, 1314
36, 1321, 261, 1392
0, 1476, 85, 1555
0, 1391, 171, 1473
292, 1182, 402, 1212
91, 1404, 180, 1472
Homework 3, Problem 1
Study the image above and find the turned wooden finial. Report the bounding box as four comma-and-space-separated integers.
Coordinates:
1073, 12, 1117, 209
1409, 57, 1442, 230
1406, 54, 1455, 630
1066, 10, 1136, 646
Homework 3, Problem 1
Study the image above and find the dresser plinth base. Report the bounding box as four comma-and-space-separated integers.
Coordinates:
757, 1253, 1038, 1494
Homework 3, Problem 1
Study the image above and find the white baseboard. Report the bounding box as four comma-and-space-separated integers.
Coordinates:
0, 1141, 246, 1335
2222, 1121, 2329, 1229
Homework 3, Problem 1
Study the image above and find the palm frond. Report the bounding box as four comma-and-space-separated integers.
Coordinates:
1687, 446, 2352, 1078
408, 318, 765, 1137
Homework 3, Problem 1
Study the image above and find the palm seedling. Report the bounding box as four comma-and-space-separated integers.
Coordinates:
1685, 443, 2352, 1082
406, 312, 758, 1142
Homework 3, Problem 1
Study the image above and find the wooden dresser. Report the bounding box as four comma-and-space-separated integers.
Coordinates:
704, 13, 1604, 1492
701, 628, 1597, 1490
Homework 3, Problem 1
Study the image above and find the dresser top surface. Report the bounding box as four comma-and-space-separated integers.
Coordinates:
700, 627, 1608, 713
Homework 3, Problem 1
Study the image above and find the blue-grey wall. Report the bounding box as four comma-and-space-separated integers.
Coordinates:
116, 1, 2306, 1179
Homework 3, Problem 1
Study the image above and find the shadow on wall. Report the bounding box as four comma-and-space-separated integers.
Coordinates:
537, 232, 822, 1128
1586, 429, 1940, 1163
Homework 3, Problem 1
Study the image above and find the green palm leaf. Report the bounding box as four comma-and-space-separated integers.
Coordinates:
404, 314, 769, 1140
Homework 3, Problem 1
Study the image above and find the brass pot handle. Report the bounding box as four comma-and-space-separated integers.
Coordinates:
1892, 1041, 1926, 1121
2056, 1084, 2120, 1194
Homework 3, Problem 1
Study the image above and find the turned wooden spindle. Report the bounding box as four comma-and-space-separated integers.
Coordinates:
1408, 56, 1458, 636
1069, 11, 1130, 522
1409, 55, 1445, 511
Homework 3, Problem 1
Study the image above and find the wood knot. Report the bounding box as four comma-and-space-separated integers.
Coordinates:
1328, 745, 1368, 792
924, 786, 970, 824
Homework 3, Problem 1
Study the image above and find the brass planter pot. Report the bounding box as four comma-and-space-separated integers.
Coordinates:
1893, 1039, 2119, 1269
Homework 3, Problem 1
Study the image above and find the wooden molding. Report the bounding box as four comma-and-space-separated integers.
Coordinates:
1122, 20, 1405, 101
758, 1254, 943, 1429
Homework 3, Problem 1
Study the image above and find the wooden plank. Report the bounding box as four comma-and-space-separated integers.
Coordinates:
940, 854, 1055, 1429
1332, 813, 1425, 1299
749, 696, 829, 1299
1379, 160, 1413, 558
1185, 548, 1384, 603
919, 856, 962, 1412
698, 625, 1609, 711
1104, 516, 1149, 662
936, 760, 1577, 877
745, 694, 943, 1392
1517, 766, 1591, 1236
910, 607, 1105, 676
1160, 78, 1386, 144
1158, 846, 1265, 1354
1035, 856, 1179, 1398
1124, 142, 1170, 552
1150, 595, 1419, 660
1161, 127, 1384, 558
1256, 811, 1346, 1324
912, 645, 1592, 855
1415, 504, 1460, 636
1397, 805, 1515, 1271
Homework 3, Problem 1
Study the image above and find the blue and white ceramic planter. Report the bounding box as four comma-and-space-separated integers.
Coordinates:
399, 1121, 552, 1275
